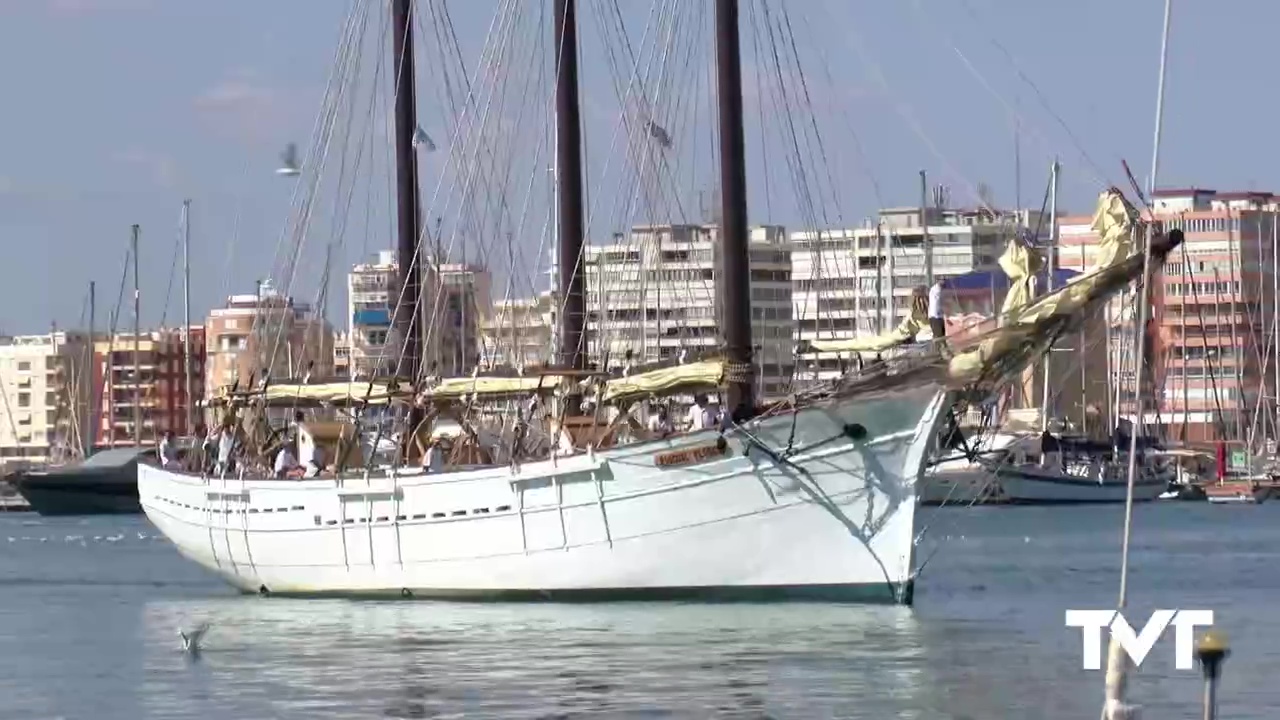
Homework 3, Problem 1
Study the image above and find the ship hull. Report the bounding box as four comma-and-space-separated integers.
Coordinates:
13, 471, 141, 516
993, 465, 1170, 505
139, 385, 949, 605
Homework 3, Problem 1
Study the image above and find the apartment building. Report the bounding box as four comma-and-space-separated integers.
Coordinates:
584, 224, 794, 401
347, 250, 490, 379
0, 332, 92, 468
333, 331, 351, 379
479, 291, 556, 370
204, 280, 334, 400
790, 205, 1035, 381
1060, 188, 1279, 442
437, 263, 493, 376
91, 327, 206, 447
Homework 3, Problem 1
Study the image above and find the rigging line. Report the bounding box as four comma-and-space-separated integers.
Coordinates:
773, 0, 861, 323
543, 0, 661, 339
605, 0, 691, 226
421, 0, 522, 271
306, 3, 375, 374
759, 0, 833, 332
258, 0, 366, 301
587, 0, 674, 243
950, 0, 1112, 189
385, 0, 521, 382
778, 0, 844, 228
250, 1, 366, 374
829, 0, 993, 217
612, 1, 715, 355
219, 156, 250, 306
421, 0, 531, 332
792, 0, 883, 209
265, 3, 369, 373
157, 203, 184, 329
746, 0, 774, 221
597, 0, 689, 301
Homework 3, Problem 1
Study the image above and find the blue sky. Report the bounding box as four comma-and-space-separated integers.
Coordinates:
0, 0, 1273, 334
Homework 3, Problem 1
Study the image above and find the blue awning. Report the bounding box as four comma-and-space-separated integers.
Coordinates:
353, 309, 391, 326
943, 267, 1079, 293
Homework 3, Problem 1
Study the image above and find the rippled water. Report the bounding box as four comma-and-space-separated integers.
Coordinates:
0, 504, 1276, 719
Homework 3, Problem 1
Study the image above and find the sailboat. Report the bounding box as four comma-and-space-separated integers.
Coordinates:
136, 0, 1183, 603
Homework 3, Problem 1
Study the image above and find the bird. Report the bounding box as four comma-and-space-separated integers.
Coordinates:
179, 622, 211, 656
276, 143, 301, 176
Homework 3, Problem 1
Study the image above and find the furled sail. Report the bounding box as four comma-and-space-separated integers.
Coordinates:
804, 304, 927, 354
996, 238, 1043, 322
946, 189, 1152, 385
600, 358, 725, 402
836, 188, 1182, 403
424, 374, 566, 400
208, 379, 414, 408
805, 229, 1045, 354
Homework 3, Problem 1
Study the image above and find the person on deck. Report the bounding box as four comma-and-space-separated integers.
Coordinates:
647, 404, 673, 438
422, 438, 444, 474
927, 278, 947, 339
199, 425, 217, 471
215, 424, 236, 476
158, 430, 180, 470
274, 441, 298, 479
301, 440, 324, 478
685, 394, 715, 432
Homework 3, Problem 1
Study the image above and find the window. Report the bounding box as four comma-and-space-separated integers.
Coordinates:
16, 361, 30, 372
45, 392, 56, 406
17, 393, 30, 408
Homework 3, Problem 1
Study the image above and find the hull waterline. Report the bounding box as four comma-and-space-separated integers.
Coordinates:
140, 385, 950, 605
13, 475, 141, 516
993, 465, 1170, 505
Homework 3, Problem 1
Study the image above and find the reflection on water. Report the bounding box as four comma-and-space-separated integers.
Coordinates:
2, 507, 1280, 718
139, 600, 928, 718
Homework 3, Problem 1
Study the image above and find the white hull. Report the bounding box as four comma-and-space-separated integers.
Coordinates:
920, 433, 1025, 505
993, 464, 1171, 505
139, 385, 950, 604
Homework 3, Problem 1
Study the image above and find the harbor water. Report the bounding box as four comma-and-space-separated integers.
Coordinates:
0, 503, 1276, 719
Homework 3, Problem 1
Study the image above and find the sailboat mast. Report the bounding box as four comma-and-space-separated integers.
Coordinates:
131, 224, 141, 447
1273, 211, 1278, 436
181, 199, 193, 435
714, 0, 754, 414
87, 280, 95, 456
1039, 159, 1058, 432
391, 0, 424, 381
554, 0, 587, 372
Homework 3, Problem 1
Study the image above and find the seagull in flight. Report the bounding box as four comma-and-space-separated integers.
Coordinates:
179, 621, 211, 656
276, 143, 301, 176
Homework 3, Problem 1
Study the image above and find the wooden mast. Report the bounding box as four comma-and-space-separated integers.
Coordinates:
554, 0, 587, 373
391, 0, 424, 382
714, 0, 754, 417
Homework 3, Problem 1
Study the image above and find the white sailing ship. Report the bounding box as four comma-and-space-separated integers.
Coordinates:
138, 0, 1184, 604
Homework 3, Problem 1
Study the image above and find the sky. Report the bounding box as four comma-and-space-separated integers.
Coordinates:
0, 0, 1275, 335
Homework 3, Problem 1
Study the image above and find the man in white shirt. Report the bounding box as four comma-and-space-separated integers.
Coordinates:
927, 279, 946, 339
215, 425, 236, 475
274, 442, 298, 479
158, 431, 180, 469
422, 439, 444, 474
647, 404, 672, 438
301, 441, 324, 478
685, 395, 715, 432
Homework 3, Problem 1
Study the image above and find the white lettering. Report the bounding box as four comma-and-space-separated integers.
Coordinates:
1167, 609, 1215, 670
1065, 609, 1215, 670
1065, 609, 1112, 671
